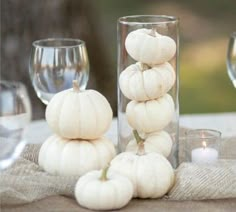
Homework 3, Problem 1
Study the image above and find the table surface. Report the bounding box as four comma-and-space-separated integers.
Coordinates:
3, 112, 236, 212
26, 112, 236, 145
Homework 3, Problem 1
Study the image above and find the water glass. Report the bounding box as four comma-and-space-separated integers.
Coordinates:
0, 81, 31, 170
227, 32, 236, 88
29, 38, 89, 105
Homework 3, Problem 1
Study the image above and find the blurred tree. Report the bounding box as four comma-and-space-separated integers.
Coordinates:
1, 0, 116, 119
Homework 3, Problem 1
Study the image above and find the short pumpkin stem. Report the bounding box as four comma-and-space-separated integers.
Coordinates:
72, 80, 80, 92
140, 63, 150, 71
133, 130, 146, 155
149, 28, 156, 37
100, 165, 109, 181
133, 130, 144, 144
137, 142, 146, 156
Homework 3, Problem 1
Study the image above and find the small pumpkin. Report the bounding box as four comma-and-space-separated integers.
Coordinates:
126, 94, 174, 133
46, 80, 113, 140
38, 134, 116, 176
75, 166, 133, 210
125, 28, 176, 65
119, 62, 175, 101
110, 143, 174, 198
126, 130, 172, 158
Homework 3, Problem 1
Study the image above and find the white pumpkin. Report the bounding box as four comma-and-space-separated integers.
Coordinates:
110, 143, 174, 198
126, 130, 172, 158
126, 94, 175, 133
119, 62, 175, 101
125, 28, 176, 65
46, 80, 113, 140
38, 134, 116, 176
75, 166, 133, 210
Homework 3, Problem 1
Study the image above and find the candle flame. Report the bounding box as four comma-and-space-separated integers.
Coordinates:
203, 141, 207, 149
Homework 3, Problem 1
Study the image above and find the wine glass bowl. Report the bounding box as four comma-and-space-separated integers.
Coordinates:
227, 32, 236, 88
0, 81, 31, 170
29, 38, 90, 105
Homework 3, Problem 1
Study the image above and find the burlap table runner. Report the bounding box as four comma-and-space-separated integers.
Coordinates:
1, 130, 236, 206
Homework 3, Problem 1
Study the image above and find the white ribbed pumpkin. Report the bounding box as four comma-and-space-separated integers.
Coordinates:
38, 135, 116, 176
119, 62, 175, 101
126, 94, 174, 133
110, 143, 174, 198
125, 28, 176, 65
46, 81, 113, 140
126, 130, 172, 158
75, 167, 133, 210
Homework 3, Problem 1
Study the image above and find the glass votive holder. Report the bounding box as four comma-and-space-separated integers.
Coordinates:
185, 129, 221, 164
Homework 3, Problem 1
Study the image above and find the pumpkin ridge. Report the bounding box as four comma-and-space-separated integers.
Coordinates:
142, 67, 156, 100
140, 67, 151, 100
132, 102, 143, 132
79, 179, 98, 208
57, 93, 73, 138
58, 139, 72, 175
56, 137, 68, 175
132, 71, 142, 100
122, 65, 136, 99
76, 172, 93, 202
142, 155, 154, 198
91, 139, 102, 169
152, 66, 164, 97
108, 179, 119, 208
106, 180, 117, 209
46, 135, 59, 174
139, 35, 149, 63
38, 135, 52, 167
144, 100, 154, 132
135, 155, 142, 197
74, 92, 81, 139
105, 138, 116, 160
128, 66, 139, 100
152, 158, 160, 198
86, 92, 98, 138
92, 91, 112, 138
96, 180, 103, 210
49, 92, 67, 135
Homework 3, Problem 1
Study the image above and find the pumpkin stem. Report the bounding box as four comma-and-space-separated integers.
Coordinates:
133, 130, 146, 155
149, 28, 156, 37
133, 130, 144, 144
100, 165, 109, 181
72, 80, 80, 92
140, 63, 150, 71
137, 142, 146, 156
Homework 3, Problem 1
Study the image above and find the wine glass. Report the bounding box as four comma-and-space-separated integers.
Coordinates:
0, 81, 31, 170
29, 38, 90, 105
227, 32, 236, 88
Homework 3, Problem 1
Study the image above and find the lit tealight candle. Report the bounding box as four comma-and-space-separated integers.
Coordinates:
191, 141, 218, 164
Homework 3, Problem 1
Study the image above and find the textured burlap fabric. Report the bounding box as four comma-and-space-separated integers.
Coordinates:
0, 145, 78, 206
0, 131, 236, 206
168, 160, 236, 200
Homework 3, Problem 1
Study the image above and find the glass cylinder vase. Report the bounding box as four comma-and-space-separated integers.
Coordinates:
117, 15, 179, 168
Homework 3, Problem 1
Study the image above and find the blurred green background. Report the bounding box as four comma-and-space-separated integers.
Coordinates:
1, 0, 236, 119
96, 0, 236, 114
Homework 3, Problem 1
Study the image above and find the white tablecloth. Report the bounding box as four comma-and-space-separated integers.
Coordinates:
26, 112, 236, 144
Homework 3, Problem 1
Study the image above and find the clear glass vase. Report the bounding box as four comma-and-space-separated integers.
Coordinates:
117, 15, 179, 168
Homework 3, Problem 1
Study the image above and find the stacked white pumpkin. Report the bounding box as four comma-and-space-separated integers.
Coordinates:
38, 80, 116, 177
119, 28, 177, 158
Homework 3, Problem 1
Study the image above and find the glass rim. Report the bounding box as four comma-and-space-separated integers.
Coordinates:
230, 32, 236, 38
118, 15, 179, 25
32, 38, 85, 48
185, 129, 222, 139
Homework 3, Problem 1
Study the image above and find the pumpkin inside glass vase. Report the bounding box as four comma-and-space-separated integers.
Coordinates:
117, 15, 179, 168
